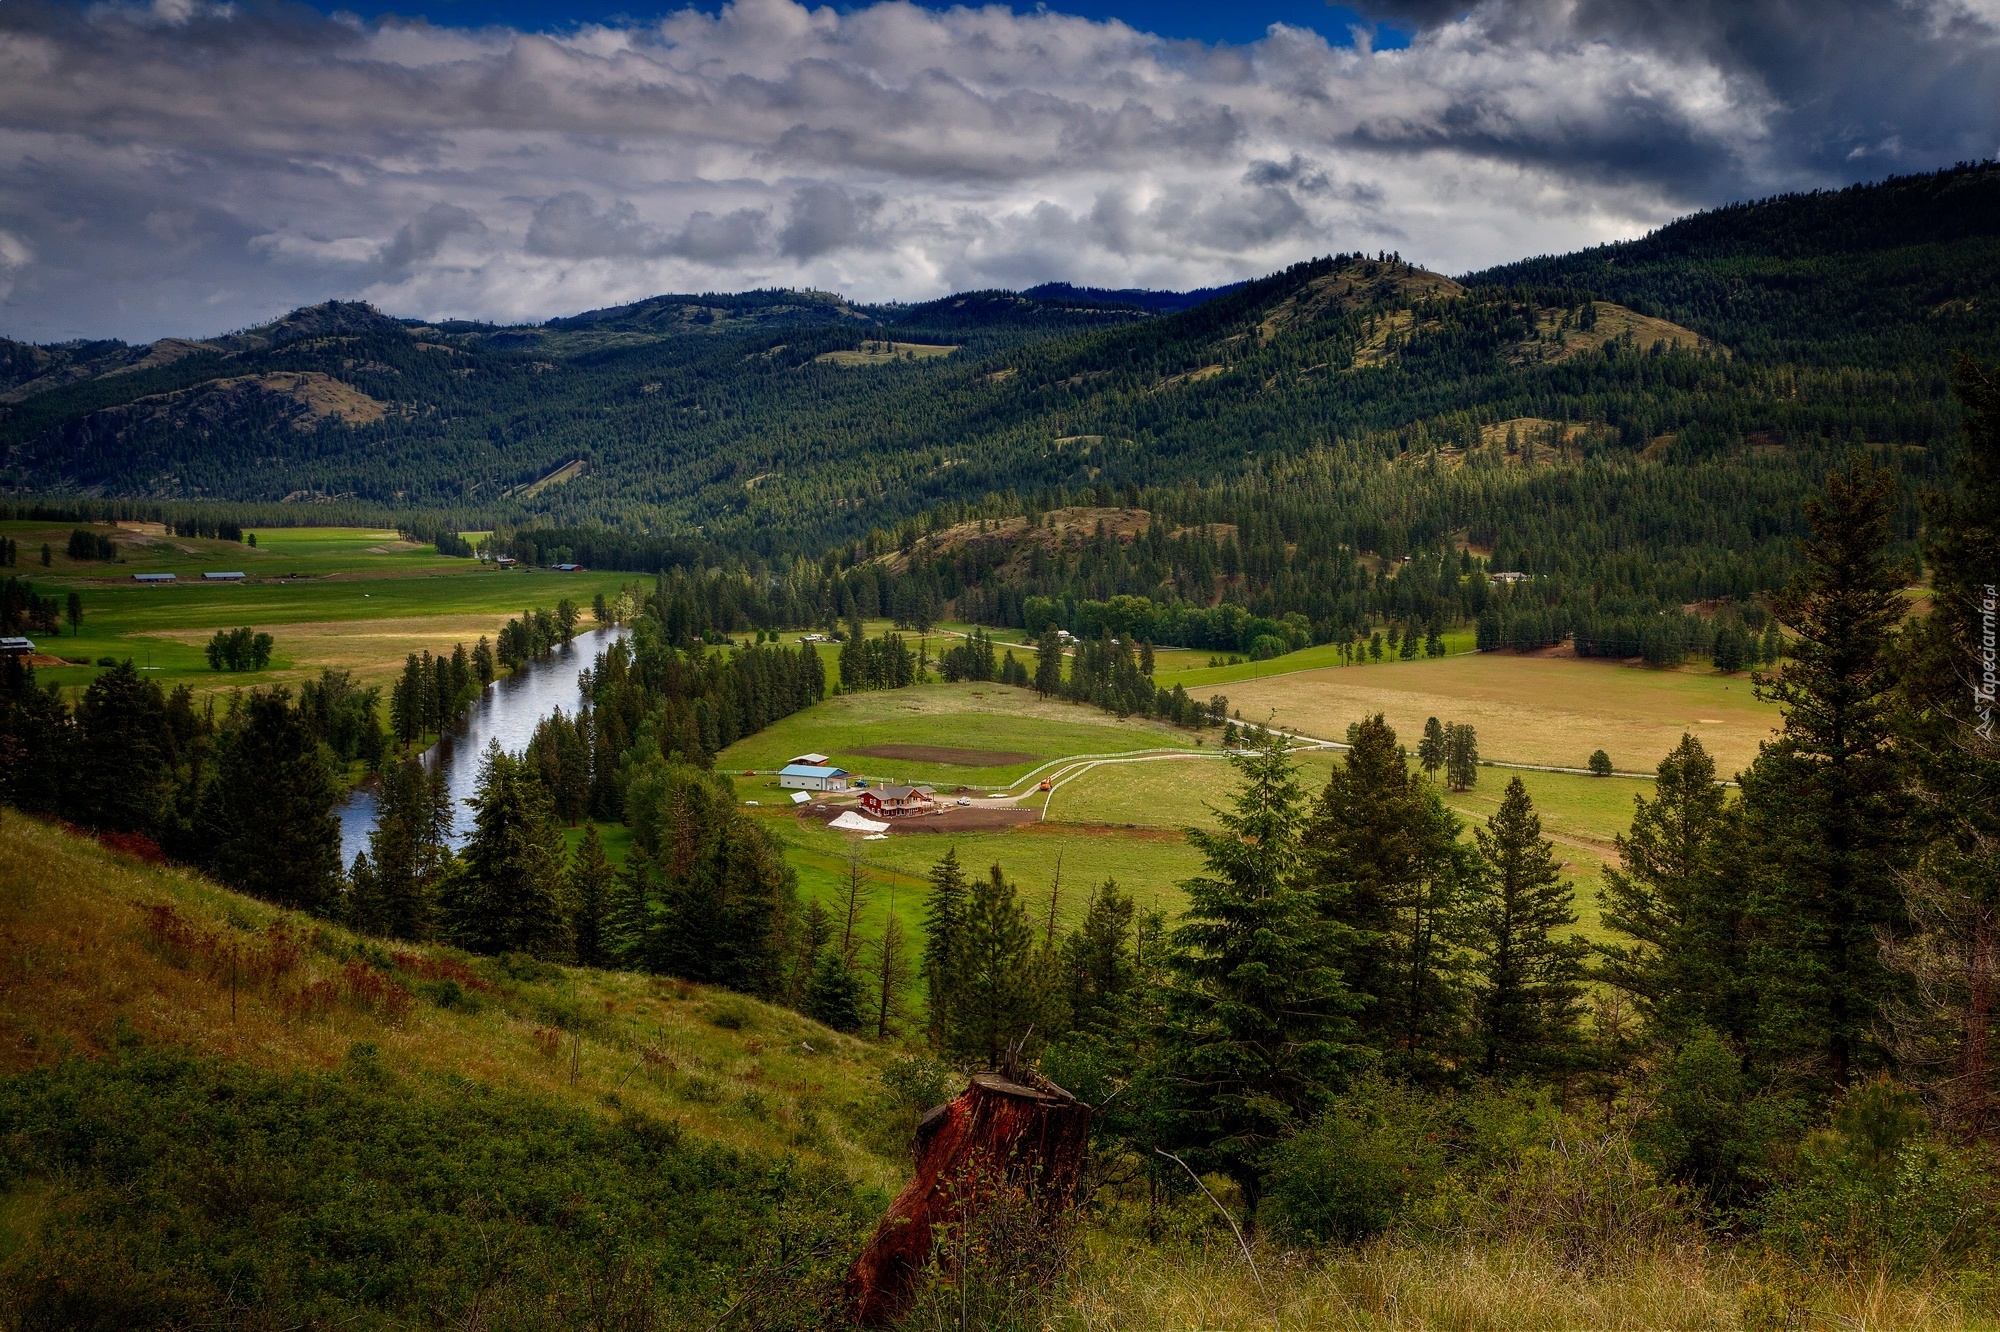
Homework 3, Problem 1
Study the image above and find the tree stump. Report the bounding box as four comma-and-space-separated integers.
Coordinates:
843, 1071, 1091, 1326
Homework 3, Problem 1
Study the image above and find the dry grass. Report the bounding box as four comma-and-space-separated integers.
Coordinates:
135, 611, 527, 689
0, 813, 909, 1192
1223, 654, 1778, 777
1055, 1237, 1992, 1330
815, 340, 957, 366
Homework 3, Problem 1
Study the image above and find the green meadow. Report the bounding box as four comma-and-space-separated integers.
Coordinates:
6, 520, 633, 695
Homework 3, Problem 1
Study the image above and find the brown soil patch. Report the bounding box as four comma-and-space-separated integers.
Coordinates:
797, 806, 1037, 834
850, 744, 1040, 766
1031, 820, 1186, 842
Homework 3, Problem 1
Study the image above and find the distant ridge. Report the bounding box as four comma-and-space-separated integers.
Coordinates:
1020, 281, 1245, 315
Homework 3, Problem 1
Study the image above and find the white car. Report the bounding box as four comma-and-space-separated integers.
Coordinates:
956, 796, 972, 806
744, 800, 760, 806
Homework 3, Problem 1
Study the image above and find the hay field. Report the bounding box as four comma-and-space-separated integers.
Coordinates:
1220, 653, 1777, 776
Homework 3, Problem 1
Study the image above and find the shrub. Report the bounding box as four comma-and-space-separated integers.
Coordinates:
1636, 1028, 1804, 1214
882, 1053, 956, 1114
1263, 1077, 1448, 1246
1758, 1079, 1996, 1275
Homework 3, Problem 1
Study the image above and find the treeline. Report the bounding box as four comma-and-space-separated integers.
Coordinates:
1026, 629, 1226, 730
0, 660, 378, 912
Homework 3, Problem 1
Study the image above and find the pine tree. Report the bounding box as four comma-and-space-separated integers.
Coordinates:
1301, 715, 1471, 1077
945, 865, 1042, 1069
1155, 730, 1362, 1210
198, 687, 343, 915
1059, 878, 1137, 1036
807, 947, 865, 1032
791, 896, 835, 1007
1596, 734, 1750, 1046
350, 754, 451, 941
1742, 459, 1912, 1089
1417, 716, 1446, 780
1445, 722, 1480, 790
1034, 628, 1064, 698
441, 741, 572, 958
568, 823, 616, 967
837, 848, 872, 968
1469, 777, 1589, 1077
921, 847, 970, 1045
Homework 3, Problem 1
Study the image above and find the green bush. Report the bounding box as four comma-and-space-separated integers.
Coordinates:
881, 1052, 955, 1113
1588, 749, 1613, 776
0, 1049, 872, 1329
1636, 1029, 1804, 1214
1758, 1080, 1996, 1275
1262, 1078, 1447, 1246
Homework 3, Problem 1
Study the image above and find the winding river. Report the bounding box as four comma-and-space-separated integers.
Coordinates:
337, 623, 629, 864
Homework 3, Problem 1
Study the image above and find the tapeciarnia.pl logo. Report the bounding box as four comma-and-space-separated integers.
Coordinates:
1979, 583, 1998, 740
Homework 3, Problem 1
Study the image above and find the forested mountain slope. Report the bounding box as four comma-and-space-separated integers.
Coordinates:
2, 163, 1995, 567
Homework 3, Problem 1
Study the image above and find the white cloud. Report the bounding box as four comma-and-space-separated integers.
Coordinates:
0, 0, 1991, 340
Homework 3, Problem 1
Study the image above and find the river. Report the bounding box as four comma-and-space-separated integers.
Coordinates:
337, 623, 629, 864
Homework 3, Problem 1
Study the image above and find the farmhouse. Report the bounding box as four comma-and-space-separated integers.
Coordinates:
779, 763, 851, 792
133, 573, 175, 583
203, 571, 245, 581
1490, 571, 1529, 584
859, 784, 936, 818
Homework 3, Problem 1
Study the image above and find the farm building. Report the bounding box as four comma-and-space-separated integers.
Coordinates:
859, 784, 936, 818
203, 571, 245, 581
1, 637, 34, 657
551, 562, 584, 572
133, 573, 175, 583
789, 752, 831, 766
779, 763, 851, 792
493, 556, 516, 568
1490, 571, 1529, 584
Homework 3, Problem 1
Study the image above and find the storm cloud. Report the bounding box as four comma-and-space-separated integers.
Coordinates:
0, 0, 1994, 340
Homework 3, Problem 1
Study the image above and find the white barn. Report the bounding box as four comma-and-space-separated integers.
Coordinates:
778, 763, 851, 792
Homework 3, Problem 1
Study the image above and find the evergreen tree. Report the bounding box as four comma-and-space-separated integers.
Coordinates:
921, 846, 970, 1045
568, 823, 616, 967
1059, 878, 1137, 1037
1154, 730, 1362, 1211
1596, 735, 1751, 1046
64, 591, 81, 635
350, 754, 451, 941
1445, 722, 1480, 790
1468, 777, 1589, 1077
1301, 715, 1471, 1077
807, 947, 865, 1032
72, 661, 173, 836
791, 897, 835, 1007
1034, 628, 1065, 698
944, 865, 1042, 1069
441, 741, 572, 958
1417, 716, 1446, 781
198, 687, 343, 915
1742, 460, 1912, 1089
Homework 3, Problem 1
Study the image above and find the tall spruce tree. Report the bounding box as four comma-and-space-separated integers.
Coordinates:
72, 661, 173, 837
350, 755, 452, 941
944, 865, 1043, 1068
568, 823, 616, 967
1742, 459, 1912, 1090
441, 741, 572, 958
198, 687, 343, 914
1155, 730, 1362, 1211
1301, 714, 1472, 1075
1469, 777, 1589, 1078
921, 847, 970, 1045
1597, 734, 1752, 1046
1417, 716, 1446, 781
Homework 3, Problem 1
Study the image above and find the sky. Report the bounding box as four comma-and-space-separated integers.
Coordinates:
1, 0, 1997, 343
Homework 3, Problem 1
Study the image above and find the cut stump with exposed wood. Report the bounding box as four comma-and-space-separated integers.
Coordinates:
843, 1071, 1091, 1326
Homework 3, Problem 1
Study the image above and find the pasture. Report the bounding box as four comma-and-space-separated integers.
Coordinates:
4, 521, 633, 694
718, 682, 1202, 789
1215, 651, 1778, 777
